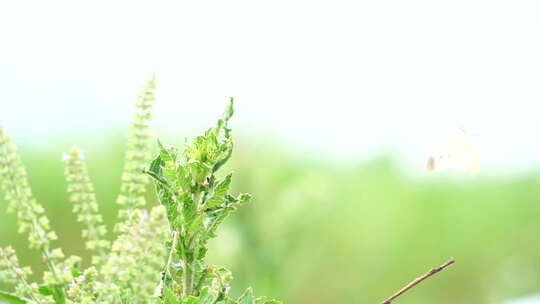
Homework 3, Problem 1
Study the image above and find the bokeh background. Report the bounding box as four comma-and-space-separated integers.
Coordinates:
2, 1, 540, 303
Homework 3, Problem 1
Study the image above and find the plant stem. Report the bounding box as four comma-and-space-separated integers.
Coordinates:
193, 267, 210, 292
181, 247, 190, 297
182, 190, 203, 297
165, 231, 178, 281
379, 258, 455, 304
189, 244, 198, 294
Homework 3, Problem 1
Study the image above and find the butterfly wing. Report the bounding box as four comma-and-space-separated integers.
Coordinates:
427, 130, 480, 174
427, 155, 436, 171
453, 130, 480, 174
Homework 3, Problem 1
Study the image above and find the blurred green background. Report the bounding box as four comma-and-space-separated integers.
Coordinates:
3, 0, 540, 302
1, 130, 539, 304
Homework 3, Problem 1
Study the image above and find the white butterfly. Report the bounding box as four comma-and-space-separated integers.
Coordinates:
427, 128, 480, 175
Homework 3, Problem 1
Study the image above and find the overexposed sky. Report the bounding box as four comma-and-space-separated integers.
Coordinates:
1, 0, 540, 172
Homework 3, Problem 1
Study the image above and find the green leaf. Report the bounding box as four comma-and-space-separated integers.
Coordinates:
162, 287, 180, 304
236, 193, 252, 204
145, 169, 169, 187
157, 139, 175, 163
146, 100, 281, 304
147, 167, 178, 222
181, 296, 199, 304
211, 98, 234, 142
212, 141, 232, 173
35, 284, 66, 304
50, 285, 66, 304
38, 285, 53, 296
158, 140, 178, 181
202, 209, 231, 242
146, 155, 171, 189
176, 165, 192, 192
237, 287, 254, 304
147, 154, 180, 218
205, 174, 232, 209
253, 296, 282, 304
222, 97, 234, 124
71, 266, 82, 279
0, 291, 28, 303
188, 161, 211, 184
197, 287, 217, 304
149, 153, 163, 176
187, 213, 205, 233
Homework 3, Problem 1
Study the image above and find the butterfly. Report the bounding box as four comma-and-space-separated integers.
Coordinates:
427, 128, 480, 175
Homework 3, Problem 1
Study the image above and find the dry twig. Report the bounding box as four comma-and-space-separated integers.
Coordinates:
380, 257, 455, 304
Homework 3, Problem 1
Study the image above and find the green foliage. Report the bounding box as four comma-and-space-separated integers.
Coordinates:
63, 147, 110, 265
0, 77, 280, 303
116, 74, 156, 218
0, 123, 68, 303
146, 98, 279, 304
0, 290, 28, 304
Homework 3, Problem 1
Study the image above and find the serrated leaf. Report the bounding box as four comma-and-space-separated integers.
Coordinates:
212, 141, 232, 173
216, 267, 233, 285
237, 287, 254, 304
176, 165, 192, 192
188, 161, 211, 184
0, 291, 27, 303
158, 140, 177, 181
188, 213, 205, 233
236, 193, 252, 204
146, 155, 170, 189
148, 171, 176, 210
187, 136, 209, 163
149, 153, 163, 176
205, 174, 232, 209
157, 139, 174, 163
147, 155, 179, 215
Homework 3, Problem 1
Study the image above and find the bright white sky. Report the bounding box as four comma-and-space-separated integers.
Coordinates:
1, 0, 540, 173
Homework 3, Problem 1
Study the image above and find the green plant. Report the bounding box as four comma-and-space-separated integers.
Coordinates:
0, 76, 281, 304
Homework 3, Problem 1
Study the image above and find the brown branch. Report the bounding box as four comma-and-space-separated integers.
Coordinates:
380, 257, 455, 304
